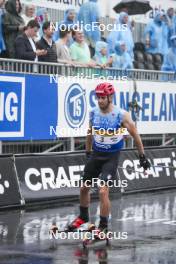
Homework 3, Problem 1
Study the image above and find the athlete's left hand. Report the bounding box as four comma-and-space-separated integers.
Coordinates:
139, 154, 151, 170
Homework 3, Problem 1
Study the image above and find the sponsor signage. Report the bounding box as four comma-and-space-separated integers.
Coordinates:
0, 76, 25, 137
119, 147, 176, 192
15, 153, 85, 201
0, 73, 176, 140
0, 156, 22, 207
14, 147, 176, 203
0, 73, 57, 141
0, 147, 176, 208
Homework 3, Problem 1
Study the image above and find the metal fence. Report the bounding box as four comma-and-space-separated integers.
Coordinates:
1, 135, 176, 154
0, 58, 175, 154
0, 58, 175, 82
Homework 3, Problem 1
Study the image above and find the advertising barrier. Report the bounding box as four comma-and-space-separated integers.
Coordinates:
15, 153, 121, 203
12, 146, 176, 205
15, 153, 84, 202
0, 73, 176, 140
0, 74, 57, 140
57, 79, 176, 136
0, 147, 176, 209
0, 156, 22, 208
118, 147, 176, 192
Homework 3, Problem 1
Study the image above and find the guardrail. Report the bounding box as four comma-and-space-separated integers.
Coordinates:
0, 58, 175, 82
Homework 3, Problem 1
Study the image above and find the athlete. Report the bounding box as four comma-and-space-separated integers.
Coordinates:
68, 82, 151, 237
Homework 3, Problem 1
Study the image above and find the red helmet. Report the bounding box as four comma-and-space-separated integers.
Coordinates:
95, 83, 115, 97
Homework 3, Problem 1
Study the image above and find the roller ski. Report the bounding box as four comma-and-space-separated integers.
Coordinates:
49, 217, 95, 238
82, 226, 111, 248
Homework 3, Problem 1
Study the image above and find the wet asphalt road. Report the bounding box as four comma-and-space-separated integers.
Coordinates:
0, 189, 176, 264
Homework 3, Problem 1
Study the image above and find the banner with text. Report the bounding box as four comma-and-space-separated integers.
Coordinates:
0, 156, 22, 208
56, 78, 176, 137
0, 73, 57, 140
118, 147, 176, 192
0, 73, 176, 140
14, 147, 176, 203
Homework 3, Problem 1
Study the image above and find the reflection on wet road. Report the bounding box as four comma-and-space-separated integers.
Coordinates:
0, 189, 176, 264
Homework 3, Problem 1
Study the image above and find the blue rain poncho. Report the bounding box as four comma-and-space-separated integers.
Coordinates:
107, 12, 134, 59
111, 41, 133, 69
53, 8, 76, 42
94, 41, 108, 65
77, 0, 100, 46
144, 11, 169, 55
167, 12, 176, 47
161, 35, 176, 72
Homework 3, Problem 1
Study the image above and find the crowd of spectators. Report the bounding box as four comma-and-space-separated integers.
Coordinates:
0, 0, 176, 72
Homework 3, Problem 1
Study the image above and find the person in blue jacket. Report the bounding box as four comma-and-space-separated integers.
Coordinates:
110, 41, 133, 69
161, 35, 176, 72
94, 41, 112, 67
77, 0, 101, 49
53, 8, 76, 42
107, 12, 134, 59
166, 8, 176, 47
144, 11, 169, 56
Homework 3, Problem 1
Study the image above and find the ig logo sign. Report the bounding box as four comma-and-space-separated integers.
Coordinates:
0, 76, 25, 138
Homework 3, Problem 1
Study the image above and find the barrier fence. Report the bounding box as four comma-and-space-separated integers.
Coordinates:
0, 58, 176, 81
0, 147, 176, 209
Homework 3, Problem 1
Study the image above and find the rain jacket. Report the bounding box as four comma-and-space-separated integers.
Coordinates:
94, 41, 108, 65
162, 35, 176, 71
2, 0, 24, 58
53, 8, 76, 42
111, 41, 133, 69
77, 0, 100, 47
107, 12, 134, 59
144, 11, 169, 55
